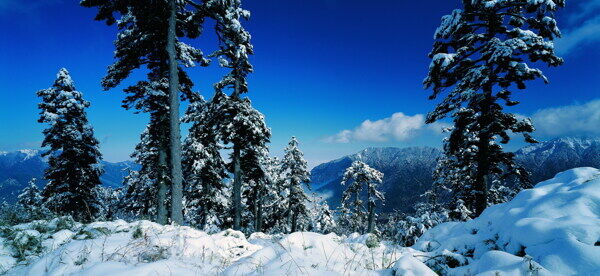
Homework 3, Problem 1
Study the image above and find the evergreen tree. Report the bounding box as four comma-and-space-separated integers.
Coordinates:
17, 178, 48, 220
425, 0, 566, 216
281, 137, 311, 233
260, 156, 289, 233
119, 127, 164, 220
204, 0, 257, 230
340, 161, 384, 234
182, 96, 230, 232
81, 0, 210, 224
206, 92, 270, 230
96, 186, 122, 220
308, 195, 337, 234
17, 179, 43, 211
37, 68, 104, 222
240, 148, 270, 233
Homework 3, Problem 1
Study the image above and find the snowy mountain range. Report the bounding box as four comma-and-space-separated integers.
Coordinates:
311, 137, 600, 213
311, 147, 442, 213
2, 137, 599, 209
0, 150, 138, 203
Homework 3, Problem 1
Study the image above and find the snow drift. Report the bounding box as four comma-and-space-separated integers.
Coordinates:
415, 167, 600, 275
1, 167, 599, 275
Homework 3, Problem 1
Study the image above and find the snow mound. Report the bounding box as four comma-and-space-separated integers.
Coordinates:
2, 220, 426, 275
415, 167, 600, 275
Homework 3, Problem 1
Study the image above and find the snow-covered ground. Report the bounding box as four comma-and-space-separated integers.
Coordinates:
1, 167, 599, 275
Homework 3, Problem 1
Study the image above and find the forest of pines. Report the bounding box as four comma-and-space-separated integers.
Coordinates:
3, 0, 568, 238
1, 2, 585, 275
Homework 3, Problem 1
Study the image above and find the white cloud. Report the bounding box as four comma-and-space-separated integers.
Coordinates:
555, 0, 600, 55
530, 99, 600, 137
323, 112, 449, 143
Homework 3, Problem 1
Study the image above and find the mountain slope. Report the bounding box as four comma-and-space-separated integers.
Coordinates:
311, 137, 600, 214
515, 137, 600, 183
0, 150, 138, 203
312, 147, 442, 213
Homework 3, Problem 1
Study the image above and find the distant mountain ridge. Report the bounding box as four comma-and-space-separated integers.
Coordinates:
311, 147, 442, 213
0, 150, 138, 203
514, 137, 600, 183
311, 137, 600, 214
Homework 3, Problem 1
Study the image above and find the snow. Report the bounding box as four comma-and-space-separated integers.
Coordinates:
17, 149, 39, 160
414, 167, 600, 275
1, 221, 415, 275
392, 255, 436, 276
2, 167, 599, 275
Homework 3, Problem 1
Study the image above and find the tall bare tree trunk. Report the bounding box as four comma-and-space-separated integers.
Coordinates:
157, 144, 168, 225
167, 0, 183, 225
232, 144, 242, 230
474, 85, 493, 217
367, 189, 375, 234
290, 210, 298, 233
230, 80, 243, 230
256, 196, 263, 232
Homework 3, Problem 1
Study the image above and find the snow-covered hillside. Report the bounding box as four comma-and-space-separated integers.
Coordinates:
1, 168, 599, 275
415, 167, 600, 275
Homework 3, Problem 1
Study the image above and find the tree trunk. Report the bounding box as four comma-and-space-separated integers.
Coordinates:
256, 194, 263, 232
367, 189, 375, 234
156, 145, 169, 225
167, 0, 183, 225
354, 190, 360, 233
474, 85, 493, 217
290, 210, 298, 233
200, 180, 209, 229
232, 144, 242, 230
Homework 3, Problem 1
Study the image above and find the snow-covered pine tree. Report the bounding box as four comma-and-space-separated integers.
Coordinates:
205, 91, 270, 231
431, 134, 478, 219
308, 195, 337, 234
240, 148, 271, 233
281, 137, 311, 233
182, 96, 230, 232
119, 127, 163, 220
81, 0, 210, 224
340, 161, 384, 234
37, 68, 104, 222
203, 0, 257, 230
260, 156, 289, 233
96, 186, 122, 220
16, 178, 47, 220
382, 191, 449, 246
424, 0, 566, 216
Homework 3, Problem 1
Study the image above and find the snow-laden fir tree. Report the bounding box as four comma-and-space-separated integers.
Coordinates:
119, 125, 173, 221
81, 0, 210, 224
340, 161, 384, 234
280, 137, 311, 233
182, 96, 230, 232
240, 148, 272, 233
307, 194, 337, 234
431, 135, 477, 219
96, 186, 122, 220
16, 178, 48, 220
17, 179, 43, 211
424, 0, 566, 216
203, 0, 258, 230
37, 69, 104, 222
208, 92, 270, 231
259, 156, 289, 233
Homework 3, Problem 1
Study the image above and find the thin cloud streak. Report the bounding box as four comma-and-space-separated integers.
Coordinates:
555, 0, 600, 55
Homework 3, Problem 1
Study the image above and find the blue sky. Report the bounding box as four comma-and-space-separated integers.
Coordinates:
0, 0, 599, 167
